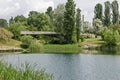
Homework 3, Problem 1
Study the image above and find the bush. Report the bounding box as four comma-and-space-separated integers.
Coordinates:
29, 41, 43, 53
0, 28, 13, 42
102, 28, 120, 46
7, 22, 26, 40
80, 36, 84, 42
20, 36, 33, 49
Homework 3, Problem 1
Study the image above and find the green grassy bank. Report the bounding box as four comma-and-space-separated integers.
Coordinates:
43, 38, 104, 54
44, 44, 81, 53
0, 61, 53, 80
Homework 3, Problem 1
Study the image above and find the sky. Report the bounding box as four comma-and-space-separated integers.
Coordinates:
0, 0, 118, 23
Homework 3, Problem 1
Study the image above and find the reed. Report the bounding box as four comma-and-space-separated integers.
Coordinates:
0, 61, 53, 80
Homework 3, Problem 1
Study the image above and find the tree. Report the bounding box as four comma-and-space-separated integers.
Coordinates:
104, 1, 111, 27
14, 15, 26, 23
94, 3, 103, 21
111, 0, 119, 24
76, 8, 81, 42
93, 19, 103, 37
46, 7, 54, 28
28, 11, 53, 31
0, 19, 8, 27
46, 7, 53, 20
102, 26, 120, 46
54, 4, 65, 33
8, 22, 26, 40
64, 0, 76, 43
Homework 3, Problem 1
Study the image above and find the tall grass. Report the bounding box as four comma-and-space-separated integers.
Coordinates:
0, 61, 53, 80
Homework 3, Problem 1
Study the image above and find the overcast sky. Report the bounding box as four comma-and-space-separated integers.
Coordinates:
0, 0, 119, 23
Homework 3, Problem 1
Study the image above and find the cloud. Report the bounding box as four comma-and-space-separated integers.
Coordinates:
0, 0, 119, 23
0, 0, 54, 19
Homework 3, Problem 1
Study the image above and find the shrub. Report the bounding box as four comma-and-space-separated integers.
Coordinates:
20, 36, 33, 49
7, 22, 26, 40
102, 28, 120, 46
29, 41, 43, 53
0, 28, 13, 42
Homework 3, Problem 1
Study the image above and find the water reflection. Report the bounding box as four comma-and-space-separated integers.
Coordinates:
1, 54, 120, 80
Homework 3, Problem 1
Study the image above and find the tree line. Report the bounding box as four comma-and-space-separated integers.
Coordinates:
0, 0, 82, 44
94, 0, 119, 26
94, 0, 120, 46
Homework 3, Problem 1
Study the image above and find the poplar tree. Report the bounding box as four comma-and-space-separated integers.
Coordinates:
64, 0, 76, 43
94, 3, 103, 21
104, 1, 111, 26
76, 8, 81, 43
111, 0, 119, 24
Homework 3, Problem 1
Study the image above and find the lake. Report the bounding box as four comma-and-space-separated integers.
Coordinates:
0, 53, 120, 80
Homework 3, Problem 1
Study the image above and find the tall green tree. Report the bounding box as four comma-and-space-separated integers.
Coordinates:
64, 0, 76, 43
94, 3, 103, 21
54, 4, 65, 33
104, 1, 111, 27
46, 7, 53, 20
0, 19, 8, 27
111, 0, 119, 24
76, 8, 81, 42
46, 7, 54, 28
28, 11, 53, 31
14, 15, 27, 26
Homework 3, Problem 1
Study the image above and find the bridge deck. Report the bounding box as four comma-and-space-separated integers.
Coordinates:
21, 31, 60, 35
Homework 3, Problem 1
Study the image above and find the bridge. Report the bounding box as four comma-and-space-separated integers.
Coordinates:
20, 31, 61, 36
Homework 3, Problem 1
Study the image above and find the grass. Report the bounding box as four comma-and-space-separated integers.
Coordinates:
44, 44, 81, 53
0, 39, 22, 47
44, 38, 105, 54
0, 61, 53, 80
81, 38, 104, 46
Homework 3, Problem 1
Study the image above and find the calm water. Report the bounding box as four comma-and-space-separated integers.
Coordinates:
0, 53, 120, 80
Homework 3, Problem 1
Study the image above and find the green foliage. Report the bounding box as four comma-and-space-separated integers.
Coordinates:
0, 61, 53, 80
41, 25, 53, 31
93, 19, 103, 36
104, 1, 111, 26
44, 44, 80, 53
20, 36, 33, 49
46, 6, 53, 20
29, 41, 43, 53
0, 19, 8, 27
111, 0, 119, 24
8, 22, 26, 40
14, 15, 27, 26
102, 27, 120, 46
54, 4, 65, 33
94, 3, 103, 21
46, 6, 54, 27
64, 0, 76, 44
28, 11, 53, 31
0, 28, 13, 42
76, 8, 81, 42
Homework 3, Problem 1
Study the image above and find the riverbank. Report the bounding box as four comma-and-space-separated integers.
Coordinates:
44, 38, 104, 53
0, 61, 53, 80
44, 44, 81, 53
0, 39, 22, 53
0, 38, 105, 54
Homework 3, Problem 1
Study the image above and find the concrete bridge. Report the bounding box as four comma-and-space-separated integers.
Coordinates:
21, 31, 61, 36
